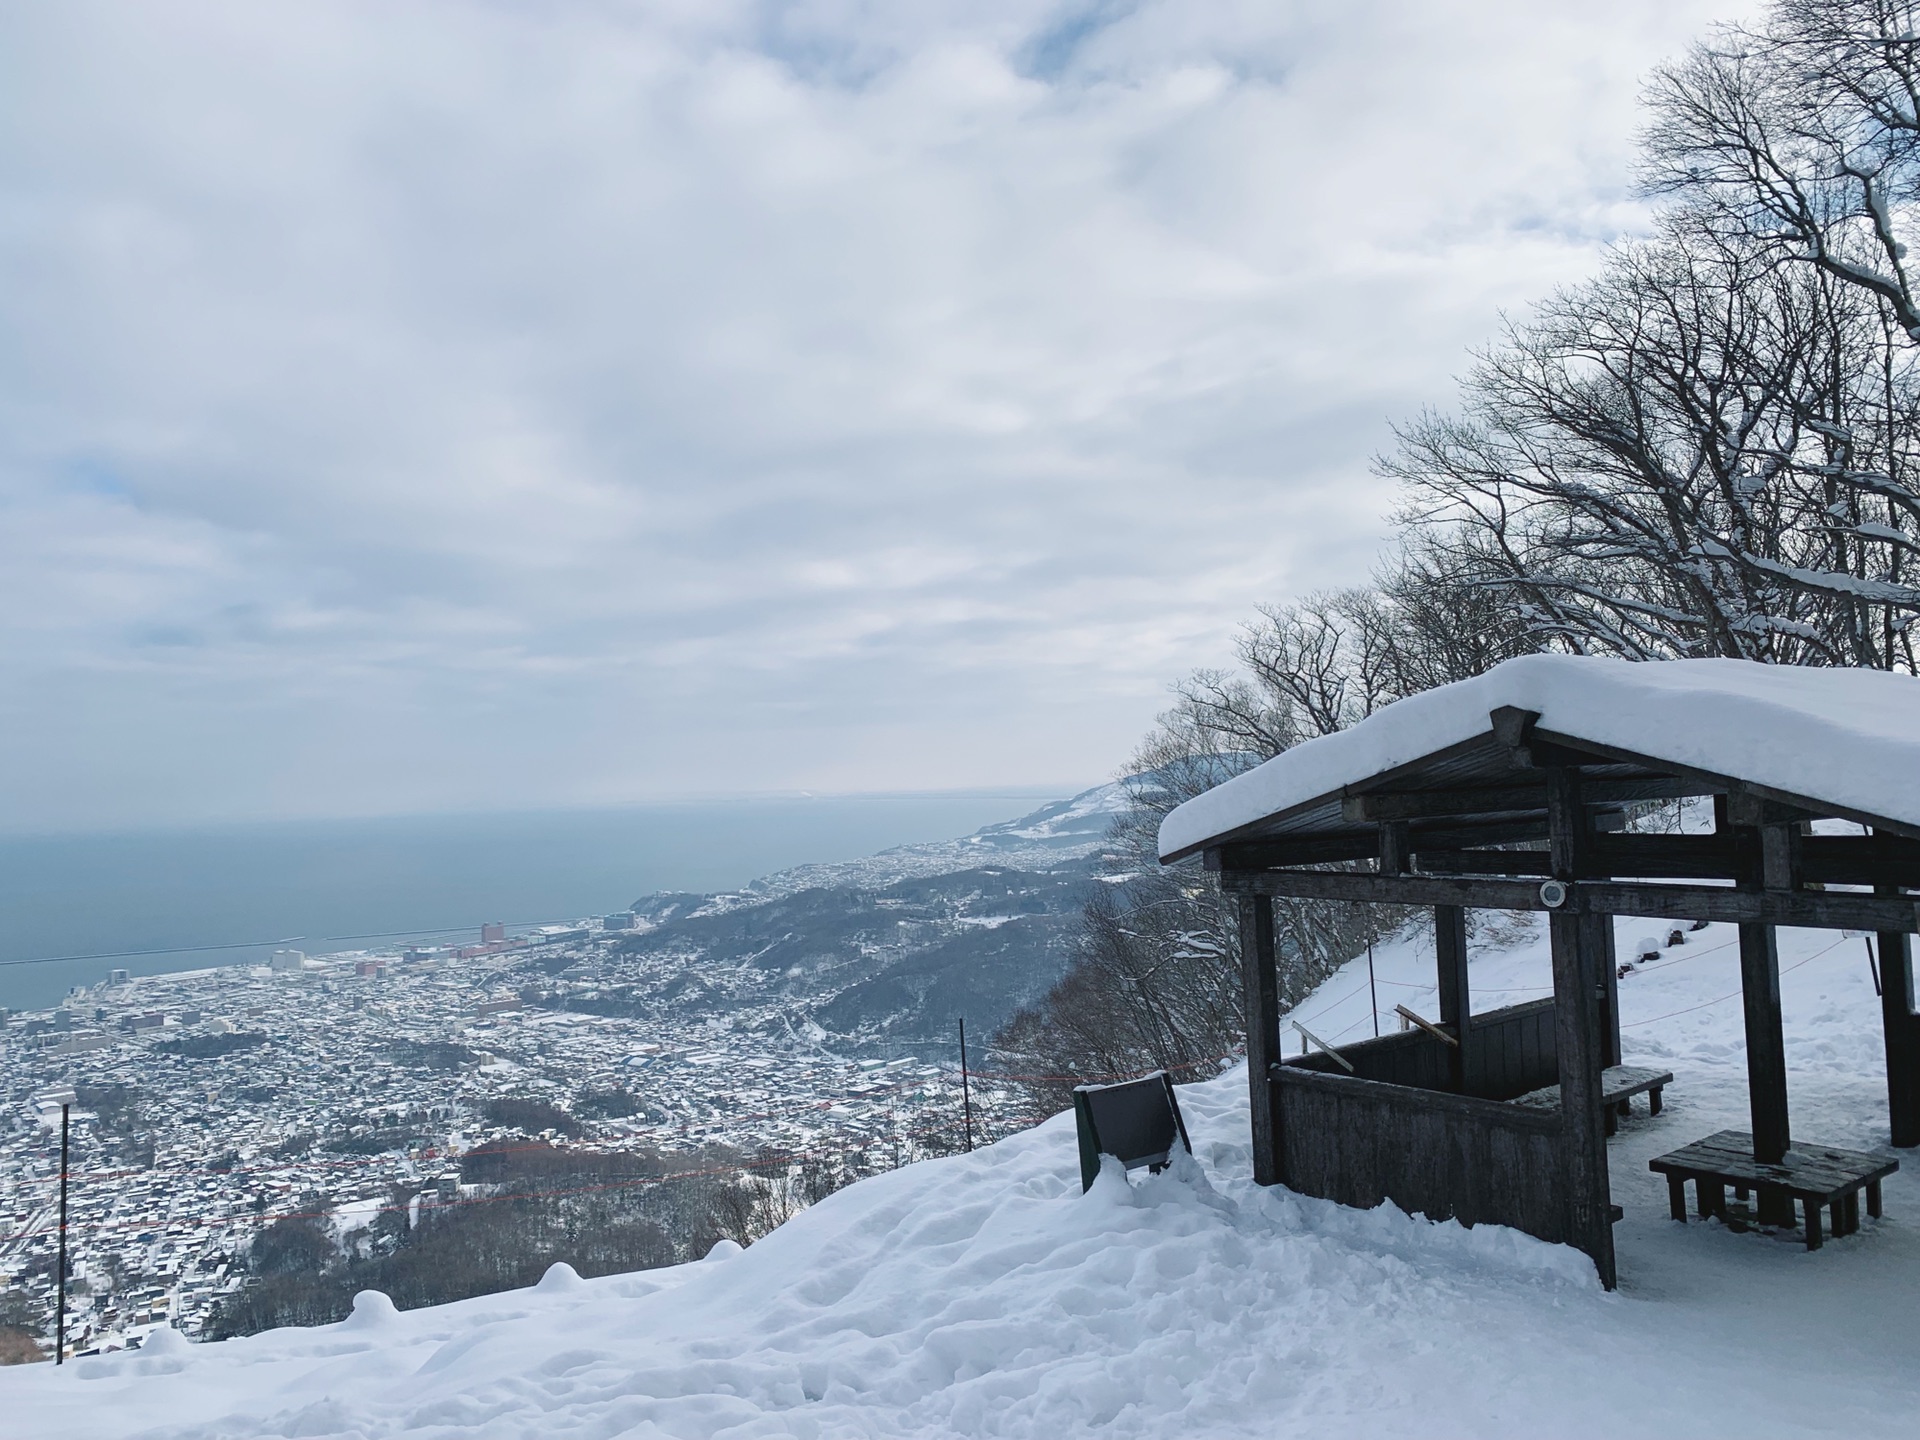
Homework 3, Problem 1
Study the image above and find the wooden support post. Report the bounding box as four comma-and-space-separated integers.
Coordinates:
1588, 912, 1622, 1069
1435, 904, 1470, 1093
1546, 768, 1616, 1290
1876, 892, 1920, 1148
1724, 814, 1793, 1182
1239, 892, 1281, 1186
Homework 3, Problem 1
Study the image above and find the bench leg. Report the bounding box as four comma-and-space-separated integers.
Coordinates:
1867, 1180, 1883, 1219
1700, 1180, 1725, 1220
1667, 1174, 1687, 1223
1649, 1085, 1663, 1116
1845, 1190, 1861, 1235
1831, 1198, 1846, 1238
1805, 1199, 1824, 1251
1757, 1185, 1796, 1228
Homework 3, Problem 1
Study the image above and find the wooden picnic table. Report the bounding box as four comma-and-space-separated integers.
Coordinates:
1511, 1065, 1674, 1136
1648, 1130, 1898, 1250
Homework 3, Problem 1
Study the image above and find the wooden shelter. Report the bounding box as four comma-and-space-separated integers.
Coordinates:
1158, 656, 1920, 1287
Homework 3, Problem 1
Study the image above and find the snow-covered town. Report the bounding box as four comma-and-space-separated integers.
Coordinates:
0, 921, 1005, 1353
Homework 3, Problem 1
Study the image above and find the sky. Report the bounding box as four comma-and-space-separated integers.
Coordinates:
0, 0, 1748, 833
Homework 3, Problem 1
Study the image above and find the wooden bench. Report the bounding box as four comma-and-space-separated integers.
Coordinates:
1648, 1130, 1898, 1250
1510, 1065, 1674, 1135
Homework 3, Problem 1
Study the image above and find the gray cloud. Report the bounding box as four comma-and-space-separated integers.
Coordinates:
0, 0, 1745, 829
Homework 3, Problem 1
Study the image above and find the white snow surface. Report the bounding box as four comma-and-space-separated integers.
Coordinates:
1159, 654, 1920, 858
9, 912, 1920, 1437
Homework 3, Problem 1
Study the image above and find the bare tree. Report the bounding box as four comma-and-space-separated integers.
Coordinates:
1383, 221, 1920, 668
1646, 0, 1920, 340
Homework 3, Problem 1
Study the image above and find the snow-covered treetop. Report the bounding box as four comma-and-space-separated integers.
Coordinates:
1159, 655, 1920, 861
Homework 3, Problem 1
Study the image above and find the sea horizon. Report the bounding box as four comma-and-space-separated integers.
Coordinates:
0, 787, 1085, 1011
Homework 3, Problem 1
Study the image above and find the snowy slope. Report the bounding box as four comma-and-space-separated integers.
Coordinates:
7, 915, 1919, 1438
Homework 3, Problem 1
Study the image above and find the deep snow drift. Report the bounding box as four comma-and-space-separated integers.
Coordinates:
6, 913, 1919, 1438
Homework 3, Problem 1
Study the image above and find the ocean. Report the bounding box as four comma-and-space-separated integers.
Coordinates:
0, 792, 1063, 1011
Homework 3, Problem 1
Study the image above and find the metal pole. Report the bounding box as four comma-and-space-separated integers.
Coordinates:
1367, 939, 1380, 1038
56, 1102, 69, 1365
958, 1019, 974, 1153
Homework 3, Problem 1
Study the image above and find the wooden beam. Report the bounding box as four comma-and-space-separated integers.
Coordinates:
1588, 833, 1735, 879
1291, 1022, 1355, 1072
1728, 810, 1794, 1209
1435, 905, 1470, 1092
1547, 766, 1615, 1290
1379, 820, 1411, 875
1216, 866, 1920, 932
1588, 911, 1622, 1069
1238, 893, 1281, 1186
1419, 831, 1920, 886
1209, 836, 1377, 870
1547, 766, 1587, 880
1525, 725, 1920, 844
1343, 776, 1707, 823
1394, 1004, 1459, 1048
1802, 833, 1920, 889
1412, 848, 1552, 877
1878, 866, 1920, 1149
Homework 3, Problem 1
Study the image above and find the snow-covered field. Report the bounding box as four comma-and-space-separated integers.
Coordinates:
7, 914, 1917, 1438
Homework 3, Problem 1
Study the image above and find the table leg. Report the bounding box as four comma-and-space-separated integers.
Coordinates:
1831, 1199, 1845, 1238
1667, 1174, 1687, 1222
1845, 1190, 1861, 1234
1867, 1180, 1883, 1219
1804, 1198, 1824, 1251
1649, 1086, 1663, 1116
1700, 1181, 1725, 1220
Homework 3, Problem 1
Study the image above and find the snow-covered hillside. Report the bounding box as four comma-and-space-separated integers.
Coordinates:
8, 913, 1917, 1438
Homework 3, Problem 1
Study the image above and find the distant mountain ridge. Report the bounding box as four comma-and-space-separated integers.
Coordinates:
550, 782, 1138, 1053
648, 779, 1134, 918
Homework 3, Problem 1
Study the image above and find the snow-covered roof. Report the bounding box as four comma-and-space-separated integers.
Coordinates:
1159, 655, 1920, 862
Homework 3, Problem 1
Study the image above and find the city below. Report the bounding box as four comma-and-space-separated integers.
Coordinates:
0, 913, 1013, 1354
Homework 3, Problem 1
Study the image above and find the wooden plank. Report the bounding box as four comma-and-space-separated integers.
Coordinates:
1215, 867, 1920, 933
1270, 1061, 1567, 1242
1238, 894, 1281, 1186
1271, 1063, 1563, 1132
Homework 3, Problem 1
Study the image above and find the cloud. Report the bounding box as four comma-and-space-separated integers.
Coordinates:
0, 0, 1746, 829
